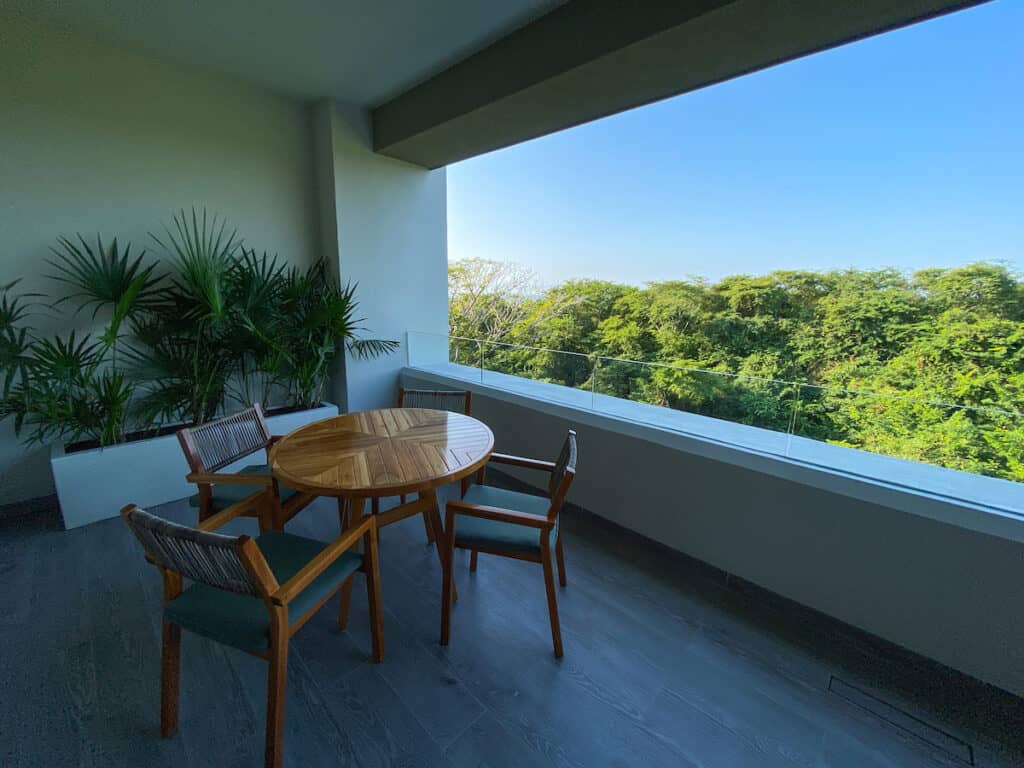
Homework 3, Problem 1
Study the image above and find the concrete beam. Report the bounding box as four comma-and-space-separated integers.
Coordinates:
373, 0, 986, 169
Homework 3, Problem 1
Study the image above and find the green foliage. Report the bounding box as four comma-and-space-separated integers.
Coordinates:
0, 280, 36, 401
277, 259, 398, 409
0, 209, 395, 449
47, 234, 163, 353
450, 260, 1024, 483
10, 331, 135, 447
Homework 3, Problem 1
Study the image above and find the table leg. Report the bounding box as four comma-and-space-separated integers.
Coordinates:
337, 497, 350, 533
423, 489, 457, 602
338, 497, 366, 632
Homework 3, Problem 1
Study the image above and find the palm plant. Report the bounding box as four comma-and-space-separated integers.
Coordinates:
10, 331, 136, 447
0, 281, 38, 433
131, 208, 242, 424
0, 207, 397, 451
224, 248, 289, 409
277, 259, 398, 409
47, 234, 163, 369
0, 281, 36, 401
126, 309, 232, 429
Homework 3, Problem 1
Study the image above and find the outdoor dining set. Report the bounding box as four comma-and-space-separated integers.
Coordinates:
121, 387, 578, 768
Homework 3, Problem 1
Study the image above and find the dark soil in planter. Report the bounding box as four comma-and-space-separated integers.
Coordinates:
63, 402, 326, 455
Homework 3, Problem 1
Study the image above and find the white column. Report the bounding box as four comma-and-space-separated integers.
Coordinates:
312, 101, 449, 412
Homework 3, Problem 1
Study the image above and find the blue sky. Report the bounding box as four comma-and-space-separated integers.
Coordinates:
447, 1, 1023, 286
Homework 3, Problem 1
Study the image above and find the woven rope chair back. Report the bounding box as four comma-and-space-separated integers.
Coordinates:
549, 430, 578, 498
398, 388, 471, 415
122, 506, 259, 595
180, 406, 271, 473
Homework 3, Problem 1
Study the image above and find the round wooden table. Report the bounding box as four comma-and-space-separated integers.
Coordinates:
270, 408, 494, 498
269, 407, 494, 573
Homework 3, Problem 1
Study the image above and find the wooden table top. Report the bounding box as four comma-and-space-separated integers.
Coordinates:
269, 408, 495, 497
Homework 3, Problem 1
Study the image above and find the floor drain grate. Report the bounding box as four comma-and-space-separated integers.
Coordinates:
828, 676, 974, 765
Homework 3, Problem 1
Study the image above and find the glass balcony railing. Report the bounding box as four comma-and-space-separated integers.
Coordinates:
406, 330, 1024, 487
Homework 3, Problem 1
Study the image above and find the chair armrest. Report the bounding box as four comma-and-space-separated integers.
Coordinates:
270, 515, 375, 606
196, 492, 267, 532
186, 471, 274, 487
489, 453, 557, 473
267, 435, 284, 446
447, 499, 553, 529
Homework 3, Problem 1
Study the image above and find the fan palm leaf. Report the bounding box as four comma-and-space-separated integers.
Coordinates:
151, 208, 240, 324
47, 235, 163, 348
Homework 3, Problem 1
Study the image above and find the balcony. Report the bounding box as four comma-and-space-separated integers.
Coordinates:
3, 1, 1022, 767
4, 482, 1023, 766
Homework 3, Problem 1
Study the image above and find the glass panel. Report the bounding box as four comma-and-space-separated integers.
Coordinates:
448, 336, 481, 374
792, 385, 1024, 482
405, 330, 450, 367
593, 357, 659, 407
481, 341, 594, 407
602, 362, 800, 435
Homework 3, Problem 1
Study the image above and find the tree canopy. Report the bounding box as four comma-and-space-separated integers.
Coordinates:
449, 258, 1024, 482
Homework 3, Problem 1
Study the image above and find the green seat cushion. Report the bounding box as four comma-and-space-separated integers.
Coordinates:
453, 485, 555, 554
187, 464, 296, 512
164, 531, 362, 652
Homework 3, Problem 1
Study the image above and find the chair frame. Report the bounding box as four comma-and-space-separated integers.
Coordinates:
122, 498, 384, 768
177, 403, 318, 531
440, 431, 576, 657
392, 387, 474, 544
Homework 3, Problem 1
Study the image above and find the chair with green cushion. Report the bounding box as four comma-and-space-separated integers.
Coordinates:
122, 501, 383, 768
177, 404, 318, 531
441, 430, 577, 658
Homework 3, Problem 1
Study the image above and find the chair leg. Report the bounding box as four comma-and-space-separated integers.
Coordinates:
160, 621, 181, 737
555, 533, 567, 587
541, 546, 564, 658
469, 550, 478, 572
371, 498, 380, 515
337, 574, 355, 631
265, 612, 289, 768
363, 524, 385, 663
440, 519, 456, 646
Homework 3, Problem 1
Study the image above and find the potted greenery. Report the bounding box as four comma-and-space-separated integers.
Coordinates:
0, 209, 395, 528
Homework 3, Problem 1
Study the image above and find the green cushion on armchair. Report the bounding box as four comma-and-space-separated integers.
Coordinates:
164, 531, 362, 653
452, 485, 556, 554
187, 464, 297, 512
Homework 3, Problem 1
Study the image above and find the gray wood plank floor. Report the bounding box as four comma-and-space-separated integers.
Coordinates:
2, 480, 1022, 768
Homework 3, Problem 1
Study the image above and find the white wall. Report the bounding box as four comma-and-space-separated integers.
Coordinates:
0, 16, 320, 504
402, 370, 1024, 697
314, 102, 448, 411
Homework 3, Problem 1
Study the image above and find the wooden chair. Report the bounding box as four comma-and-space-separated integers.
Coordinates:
177, 404, 317, 531
441, 430, 577, 657
388, 387, 473, 543
121, 501, 383, 768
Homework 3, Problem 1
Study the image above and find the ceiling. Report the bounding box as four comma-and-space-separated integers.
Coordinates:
0, 0, 563, 106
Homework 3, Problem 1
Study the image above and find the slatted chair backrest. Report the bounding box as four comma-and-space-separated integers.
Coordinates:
547, 430, 578, 516
178, 405, 272, 474
398, 388, 472, 415
122, 505, 262, 595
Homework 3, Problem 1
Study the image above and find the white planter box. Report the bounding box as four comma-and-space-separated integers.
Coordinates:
50, 403, 339, 529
